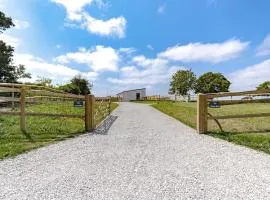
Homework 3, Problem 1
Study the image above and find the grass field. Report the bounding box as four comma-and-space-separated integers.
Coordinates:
0, 102, 118, 159
134, 100, 270, 154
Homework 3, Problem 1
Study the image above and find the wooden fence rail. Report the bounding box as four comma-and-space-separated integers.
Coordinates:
197, 88, 270, 134
0, 84, 112, 133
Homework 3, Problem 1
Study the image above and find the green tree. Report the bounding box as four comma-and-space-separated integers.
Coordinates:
257, 81, 270, 90
169, 70, 196, 96
195, 72, 231, 94
59, 75, 93, 95
0, 11, 31, 83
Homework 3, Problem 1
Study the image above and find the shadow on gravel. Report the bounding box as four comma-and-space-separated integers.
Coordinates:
94, 115, 118, 135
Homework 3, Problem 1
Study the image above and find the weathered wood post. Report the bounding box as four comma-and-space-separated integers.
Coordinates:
12, 85, 15, 110
85, 94, 95, 132
20, 86, 26, 133
108, 97, 111, 115
197, 94, 208, 134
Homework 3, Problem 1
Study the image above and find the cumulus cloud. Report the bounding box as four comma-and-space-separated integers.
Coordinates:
51, 0, 93, 21
51, 0, 127, 38
14, 53, 98, 84
0, 34, 20, 47
81, 13, 126, 38
159, 39, 249, 63
54, 45, 119, 72
229, 59, 270, 91
119, 47, 136, 55
256, 34, 270, 57
108, 56, 185, 85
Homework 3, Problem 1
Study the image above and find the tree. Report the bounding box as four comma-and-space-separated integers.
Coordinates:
257, 81, 270, 90
195, 72, 230, 94
0, 11, 31, 83
169, 70, 196, 96
59, 75, 93, 95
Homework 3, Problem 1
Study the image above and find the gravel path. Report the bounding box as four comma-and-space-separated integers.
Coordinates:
1, 102, 270, 199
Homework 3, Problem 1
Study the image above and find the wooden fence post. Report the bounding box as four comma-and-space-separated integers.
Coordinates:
197, 94, 208, 134
85, 94, 95, 132
20, 86, 26, 133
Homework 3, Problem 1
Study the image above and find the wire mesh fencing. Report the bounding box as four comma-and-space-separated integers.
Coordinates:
94, 97, 112, 126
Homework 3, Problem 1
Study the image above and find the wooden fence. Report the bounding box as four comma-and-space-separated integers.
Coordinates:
0, 83, 111, 133
197, 89, 270, 134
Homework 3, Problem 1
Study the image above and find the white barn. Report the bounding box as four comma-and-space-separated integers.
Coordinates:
117, 88, 146, 102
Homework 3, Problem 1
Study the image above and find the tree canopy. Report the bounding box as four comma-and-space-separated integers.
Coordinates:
169, 70, 196, 96
195, 72, 230, 94
257, 81, 270, 90
59, 75, 93, 95
0, 11, 31, 83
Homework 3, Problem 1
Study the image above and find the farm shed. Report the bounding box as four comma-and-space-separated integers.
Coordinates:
117, 88, 146, 102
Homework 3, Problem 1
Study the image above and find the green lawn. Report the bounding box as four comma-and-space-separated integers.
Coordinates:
135, 100, 270, 154
0, 102, 118, 159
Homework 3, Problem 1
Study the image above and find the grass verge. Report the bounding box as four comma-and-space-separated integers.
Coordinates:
138, 100, 270, 154
0, 102, 118, 160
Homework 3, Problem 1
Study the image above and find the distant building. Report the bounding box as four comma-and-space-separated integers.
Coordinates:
117, 88, 146, 102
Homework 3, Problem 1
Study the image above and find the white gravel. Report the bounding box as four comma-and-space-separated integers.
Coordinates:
1, 102, 270, 200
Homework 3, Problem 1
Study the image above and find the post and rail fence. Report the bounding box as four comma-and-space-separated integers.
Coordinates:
0, 83, 112, 133
197, 89, 270, 134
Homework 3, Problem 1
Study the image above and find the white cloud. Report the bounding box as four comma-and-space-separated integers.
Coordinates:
108, 56, 184, 85
0, 34, 20, 47
159, 39, 249, 63
81, 13, 126, 38
229, 59, 270, 91
132, 55, 169, 68
55, 45, 119, 72
14, 53, 98, 84
14, 19, 29, 29
51, 0, 93, 21
157, 4, 166, 14
51, 0, 127, 38
256, 35, 270, 57
119, 47, 136, 55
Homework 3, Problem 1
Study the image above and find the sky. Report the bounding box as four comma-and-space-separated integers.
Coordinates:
0, 0, 270, 96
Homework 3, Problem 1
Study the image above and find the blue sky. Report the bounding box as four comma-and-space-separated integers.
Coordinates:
1, 0, 270, 96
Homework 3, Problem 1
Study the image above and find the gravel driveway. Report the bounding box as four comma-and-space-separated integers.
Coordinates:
1, 102, 270, 199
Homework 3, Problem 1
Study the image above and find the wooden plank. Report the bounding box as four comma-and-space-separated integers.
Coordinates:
26, 112, 84, 118
0, 83, 86, 99
197, 94, 208, 134
90, 95, 95, 130
30, 90, 85, 99
0, 87, 20, 92
0, 97, 20, 102
20, 87, 26, 133
26, 96, 78, 102
85, 95, 91, 131
0, 111, 20, 116
207, 89, 270, 98
0, 111, 84, 118
209, 113, 270, 120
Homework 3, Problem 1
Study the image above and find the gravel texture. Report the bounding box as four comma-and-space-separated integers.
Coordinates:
1, 102, 270, 200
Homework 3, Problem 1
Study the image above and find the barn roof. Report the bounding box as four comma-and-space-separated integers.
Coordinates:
116, 88, 146, 95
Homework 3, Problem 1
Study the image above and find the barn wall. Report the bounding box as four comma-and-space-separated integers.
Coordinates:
118, 89, 146, 101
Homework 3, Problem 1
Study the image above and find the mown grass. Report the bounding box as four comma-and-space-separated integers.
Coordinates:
0, 102, 118, 159
133, 100, 270, 154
